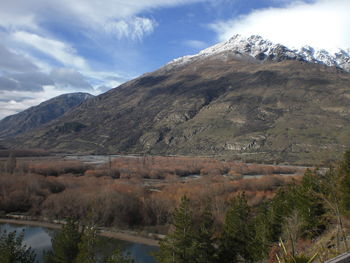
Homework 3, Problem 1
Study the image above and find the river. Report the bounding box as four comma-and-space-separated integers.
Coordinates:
0, 223, 158, 263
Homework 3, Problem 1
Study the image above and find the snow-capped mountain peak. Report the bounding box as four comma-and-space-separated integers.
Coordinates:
166, 34, 350, 72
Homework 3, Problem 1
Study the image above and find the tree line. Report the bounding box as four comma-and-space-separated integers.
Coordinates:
156, 150, 350, 262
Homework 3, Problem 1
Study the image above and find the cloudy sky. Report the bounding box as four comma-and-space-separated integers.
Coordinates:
0, 0, 349, 119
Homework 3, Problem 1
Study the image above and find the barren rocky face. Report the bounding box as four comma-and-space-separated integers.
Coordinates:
3, 49, 349, 165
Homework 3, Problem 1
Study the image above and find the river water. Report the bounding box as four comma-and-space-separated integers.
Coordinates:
0, 223, 158, 263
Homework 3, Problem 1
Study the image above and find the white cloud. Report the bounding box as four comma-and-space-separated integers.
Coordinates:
0, 86, 64, 119
0, 44, 38, 73
0, 0, 204, 39
0, 0, 210, 119
0, 66, 130, 118
67, 0, 204, 23
0, 10, 37, 31
183, 40, 208, 49
209, 0, 350, 51
12, 31, 88, 70
0, 72, 53, 92
50, 68, 93, 90
106, 17, 157, 40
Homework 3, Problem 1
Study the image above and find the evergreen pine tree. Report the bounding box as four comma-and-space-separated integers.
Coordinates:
0, 229, 36, 263
74, 225, 98, 263
219, 193, 254, 263
43, 218, 139, 263
339, 150, 350, 212
252, 202, 274, 261
192, 204, 216, 263
44, 218, 81, 263
268, 188, 292, 242
296, 169, 328, 237
156, 195, 196, 263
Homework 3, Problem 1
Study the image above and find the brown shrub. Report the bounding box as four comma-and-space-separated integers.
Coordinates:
85, 169, 109, 177
0, 173, 64, 213
27, 161, 88, 176
0, 155, 304, 230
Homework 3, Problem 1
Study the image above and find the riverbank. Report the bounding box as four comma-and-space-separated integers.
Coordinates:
0, 218, 160, 247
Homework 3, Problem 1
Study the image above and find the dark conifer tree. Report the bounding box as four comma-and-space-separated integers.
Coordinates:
252, 202, 274, 260
339, 150, 350, 212
74, 225, 98, 263
218, 193, 255, 263
296, 169, 328, 237
44, 218, 81, 263
156, 195, 196, 263
192, 204, 216, 263
0, 229, 36, 263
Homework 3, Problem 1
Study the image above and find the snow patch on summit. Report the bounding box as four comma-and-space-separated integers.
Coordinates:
166, 35, 350, 72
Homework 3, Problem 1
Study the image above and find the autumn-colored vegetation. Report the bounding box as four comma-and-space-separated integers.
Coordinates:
156, 151, 350, 263
0, 154, 304, 231
4, 152, 350, 263
97, 156, 299, 179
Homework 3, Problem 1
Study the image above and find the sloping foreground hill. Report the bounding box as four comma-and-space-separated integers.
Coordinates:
0, 92, 94, 138
6, 51, 350, 165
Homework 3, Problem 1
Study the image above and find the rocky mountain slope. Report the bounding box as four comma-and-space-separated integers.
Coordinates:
0, 92, 94, 138
5, 36, 350, 164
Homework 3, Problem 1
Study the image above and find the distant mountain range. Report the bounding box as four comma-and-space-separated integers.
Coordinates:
168, 35, 350, 72
3, 35, 350, 164
0, 92, 93, 138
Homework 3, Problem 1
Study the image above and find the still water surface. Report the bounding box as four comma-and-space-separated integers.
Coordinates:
0, 223, 158, 263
